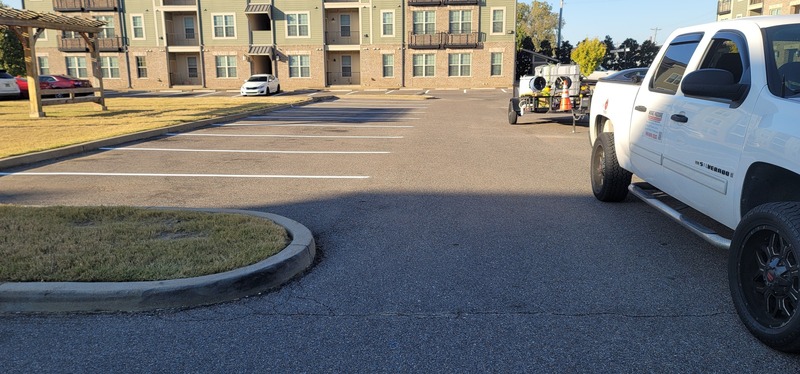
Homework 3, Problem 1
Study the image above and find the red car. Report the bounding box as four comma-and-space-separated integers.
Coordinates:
40, 74, 92, 89
15, 76, 50, 98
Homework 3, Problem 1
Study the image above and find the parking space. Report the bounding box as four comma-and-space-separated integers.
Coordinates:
0, 97, 430, 195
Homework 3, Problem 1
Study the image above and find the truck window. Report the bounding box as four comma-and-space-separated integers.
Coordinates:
699, 38, 747, 83
650, 33, 703, 95
764, 24, 800, 98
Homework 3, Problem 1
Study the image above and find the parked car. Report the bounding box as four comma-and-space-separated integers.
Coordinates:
0, 70, 21, 99
15, 76, 52, 98
39, 74, 93, 97
240, 74, 280, 96
584, 67, 619, 82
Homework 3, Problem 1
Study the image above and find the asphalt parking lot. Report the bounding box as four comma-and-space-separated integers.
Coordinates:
1, 89, 799, 372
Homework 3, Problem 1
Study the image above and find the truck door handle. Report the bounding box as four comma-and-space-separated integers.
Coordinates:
635, 105, 647, 112
671, 114, 688, 123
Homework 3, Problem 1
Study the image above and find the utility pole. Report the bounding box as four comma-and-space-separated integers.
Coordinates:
557, 0, 564, 51
650, 27, 662, 44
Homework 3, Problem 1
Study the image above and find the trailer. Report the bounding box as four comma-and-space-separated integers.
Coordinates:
508, 64, 591, 132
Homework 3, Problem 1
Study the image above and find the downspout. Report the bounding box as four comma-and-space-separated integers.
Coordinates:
400, 1, 405, 88
118, 0, 133, 88
197, 0, 206, 88
271, 0, 277, 77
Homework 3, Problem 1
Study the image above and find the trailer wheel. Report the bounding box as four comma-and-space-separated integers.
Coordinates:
729, 202, 800, 353
590, 132, 631, 202
508, 100, 518, 125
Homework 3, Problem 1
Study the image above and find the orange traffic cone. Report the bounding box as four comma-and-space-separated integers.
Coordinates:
560, 89, 572, 111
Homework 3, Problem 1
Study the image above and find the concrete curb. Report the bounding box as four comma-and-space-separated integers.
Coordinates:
0, 209, 316, 313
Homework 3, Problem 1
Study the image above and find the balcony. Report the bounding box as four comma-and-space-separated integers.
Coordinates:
162, 0, 196, 6
165, 33, 199, 47
444, 0, 479, 4
53, 0, 83, 12
408, 0, 442, 6
327, 71, 360, 86
325, 29, 360, 45
445, 32, 480, 48
749, 0, 762, 4
408, 32, 481, 49
53, 0, 118, 11
408, 32, 443, 49
85, 0, 118, 11
718, 0, 731, 14
58, 37, 124, 52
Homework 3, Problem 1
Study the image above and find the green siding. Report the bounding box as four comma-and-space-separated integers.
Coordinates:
273, 0, 324, 46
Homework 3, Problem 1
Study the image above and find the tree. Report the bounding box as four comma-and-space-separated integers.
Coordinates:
617, 38, 640, 70
516, 1, 563, 56
538, 40, 553, 59
571, 38, 607, 77
601, 35, 617, 70
515, 36, 536, 78
555, 40, 573, 64
0, 0, 26, 76
636, 39, 660, 68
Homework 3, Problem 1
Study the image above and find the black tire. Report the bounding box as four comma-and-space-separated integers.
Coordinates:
729, 202, 800, 352
265, 87, 271, 96
276, 84, 281, 93
590, 132, 632, 202
508, 100, 518, 125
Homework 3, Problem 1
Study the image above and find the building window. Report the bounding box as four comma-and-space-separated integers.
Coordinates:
381, 11, 394, 37
491, 8, 504, 34
289, 55, 310, 78
94, 16, 115, 38
412, 54, 435, 77
287, 13, 310, 37
212, 14, 235, 38
341, 55, 352, 78
65, 56, 87, 78
37, 56, 50, 75
187, 56, 198, 78
131, 15, 145, 39
100, 56, 120, 78
340, 14, 351, 38
412, 11, 435, 35
382, 54, 394, 77
770, 8, 781, 15
184, 17, 196, 39
490, 52, 502, 76
135, 56, 147, 78
448, 53, 471, 77
449, 10, 471, 34
215, 55, 237, 78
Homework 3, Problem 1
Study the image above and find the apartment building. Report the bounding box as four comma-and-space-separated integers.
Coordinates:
21, 0, 516, 91
717, 0, 800, 20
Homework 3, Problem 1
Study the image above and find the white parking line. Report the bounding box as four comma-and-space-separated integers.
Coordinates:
246, 116, 421, 121
165, 133, 403, 139
99, 147, 390, 154
196, 91, 219, 97
269, 109, 426, 114
0, 172, 370, 179
215, 123, 414, 128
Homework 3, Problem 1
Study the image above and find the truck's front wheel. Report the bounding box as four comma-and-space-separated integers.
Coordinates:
590, 132, 632, 202
729, 202, 800, 352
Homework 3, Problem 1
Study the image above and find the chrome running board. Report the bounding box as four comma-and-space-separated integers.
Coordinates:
629, 183, 731, 250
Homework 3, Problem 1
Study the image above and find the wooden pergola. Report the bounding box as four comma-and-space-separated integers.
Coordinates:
0, 6, 107, 118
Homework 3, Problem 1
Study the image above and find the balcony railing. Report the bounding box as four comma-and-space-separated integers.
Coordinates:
408, 0, 442, 6
53, 0, 118, 11
325, 29, 360, 45
162, 0, 197, 6
749, 0, 762, 5
327, 72, 360, 86
408, 32, 481, 49
718, 0, 731, 14
53, 0, 83, 12
58, 37, 124, 52
444, 0, 479, 4
85, 0, 118, 11
446, 32, 479, 48
165, 33, 199, 46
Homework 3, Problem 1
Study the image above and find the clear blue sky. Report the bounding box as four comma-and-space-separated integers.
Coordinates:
4, 0, 718, 46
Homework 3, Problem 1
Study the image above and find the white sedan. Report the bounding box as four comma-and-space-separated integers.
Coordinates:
240, 74, 280, 96
0, 70, 20, 99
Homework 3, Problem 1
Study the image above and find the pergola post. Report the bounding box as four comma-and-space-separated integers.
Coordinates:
81, 31, 107, 111
10, 25, 44, 118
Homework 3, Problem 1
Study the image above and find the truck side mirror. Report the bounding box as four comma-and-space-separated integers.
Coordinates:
681, 69, 748, 103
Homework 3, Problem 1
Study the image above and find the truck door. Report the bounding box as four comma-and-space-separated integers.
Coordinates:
628, 33, 704, 186
661, 32, 752, 221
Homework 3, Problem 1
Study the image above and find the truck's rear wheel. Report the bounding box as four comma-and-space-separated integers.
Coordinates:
729, 202, 800, 352
590, 132, 631, 202
508, 101, 518, 125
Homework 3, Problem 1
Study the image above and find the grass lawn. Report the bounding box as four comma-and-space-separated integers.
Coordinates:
0, 206, 290, 282
0, 95, 306, 159
0, 95, 305, 282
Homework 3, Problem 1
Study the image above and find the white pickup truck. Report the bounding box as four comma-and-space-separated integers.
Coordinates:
588, 16, 800, 352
